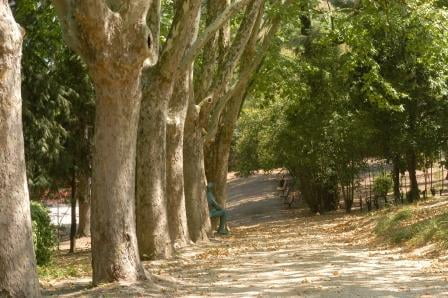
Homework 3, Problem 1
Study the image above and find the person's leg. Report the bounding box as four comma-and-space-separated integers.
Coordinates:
217, 210, 228, 234
210, 209, 229, 234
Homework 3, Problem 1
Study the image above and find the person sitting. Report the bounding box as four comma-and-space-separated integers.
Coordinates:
207, 183, 229, 235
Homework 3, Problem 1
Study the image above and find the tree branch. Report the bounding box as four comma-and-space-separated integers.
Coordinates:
207, 0, 262, 99
179, 0, 252, 71
156, 0, 202, 79
53, 0, 153, 68
204, 1, 288, 142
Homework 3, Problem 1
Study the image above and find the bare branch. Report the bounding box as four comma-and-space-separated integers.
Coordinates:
155, 0, 202, 79
52, 0, 82, 54
196, 0, 262, 109
180, 0, 252, 71
204, 0, 290, 142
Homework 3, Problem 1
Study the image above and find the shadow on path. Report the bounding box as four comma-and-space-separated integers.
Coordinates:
43, 173, 448, 297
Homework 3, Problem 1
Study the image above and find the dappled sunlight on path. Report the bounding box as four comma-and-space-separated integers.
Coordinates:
142, 173, 448, 297
43, 173, 448, 297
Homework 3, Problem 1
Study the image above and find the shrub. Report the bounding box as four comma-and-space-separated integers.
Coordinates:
373, 174, 393, 198
30, 201, 56, 265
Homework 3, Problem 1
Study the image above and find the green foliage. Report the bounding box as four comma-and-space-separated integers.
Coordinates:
338, 0, 448, 162
373, 174, 393, 197
13, 1, 95, 198
30, 201, 56, 266
233, 0, 448, 212
375, 207, 448, 247
38, 258, 91, 280
234, 5, 370, 212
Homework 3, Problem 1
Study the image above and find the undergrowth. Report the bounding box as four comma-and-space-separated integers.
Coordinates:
375, 203, 448, 248
38, 251, 91, 281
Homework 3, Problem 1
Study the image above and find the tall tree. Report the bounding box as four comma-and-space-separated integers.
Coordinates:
136, 0, 202, 260
137, 0, 253, 251
53, 0, 155, 284
203, 0, 294, 207
0, 1, 40, 296
183, 0, 264, 238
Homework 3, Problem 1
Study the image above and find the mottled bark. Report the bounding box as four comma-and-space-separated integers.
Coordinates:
0, 2, 40, 296
184, 101, 212, 242
166, 71, 191, 247
199, 0, 262, 110
194, 0, 230, 101
137, 73, 173, 259
136, 0, 203, 259
165, 9, 201, 246
180, 0, 252, 71
91, 74, 146, 284
77, 174, 91, 237
136, 0, 249, 254
204, 3, 266, 206
53, 0, 153, 284
204, 1, 291, 209
205, 88, 247, 207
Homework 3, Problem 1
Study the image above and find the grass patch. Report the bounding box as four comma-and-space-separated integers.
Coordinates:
375, 205, 448, 248
38, 250, 91, 281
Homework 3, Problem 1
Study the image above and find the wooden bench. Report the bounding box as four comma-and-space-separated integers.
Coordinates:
277, 175, 299, 208
279, 185, 290, 202
286, 191, 299, 208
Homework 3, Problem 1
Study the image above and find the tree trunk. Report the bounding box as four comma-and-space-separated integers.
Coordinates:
204, 71, 253, 208
53, 1, 155, 285
406, 149, 420, 202
166, 71, 192, 248
205, 128, 232, 208
70, 167, 77, 253
424, 160, 427, 198
0, 3, 40, 296
77, 174, 91, 237
91, 75, 146, 285
430, 162, 433, 189
136, 73, 173, 260
392, 156, 401, 204
204, 128, 231, 230
136, 0, 206, 259
203, 2, 284, 211
184, 102, 211, 242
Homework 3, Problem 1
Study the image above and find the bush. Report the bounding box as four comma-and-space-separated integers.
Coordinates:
373, 174, 393, 197
30, 201, 56, 265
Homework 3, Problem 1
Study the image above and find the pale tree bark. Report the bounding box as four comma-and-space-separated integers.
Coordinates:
206, 85, 253, 207
165, 10, 201, 248
184, 0, 246, 237
137, 72, 173, 259
0, 2, 40, 296
53, 0, 154, 284
203, 1, 265, 206
180, 0, 253, 71
168, 0, 243, 243
137, 0, 253, 254
184, 99, 212, 241
166, 70, 192, 248
77, 174, 91, 237
204, 2, 289, 207
194, 0, 230, 102
136, 0, 202, 260
198, 0, 231, 230
199, 0, 263, 108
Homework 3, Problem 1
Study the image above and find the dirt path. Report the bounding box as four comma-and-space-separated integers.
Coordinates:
45, 173, 448, 297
